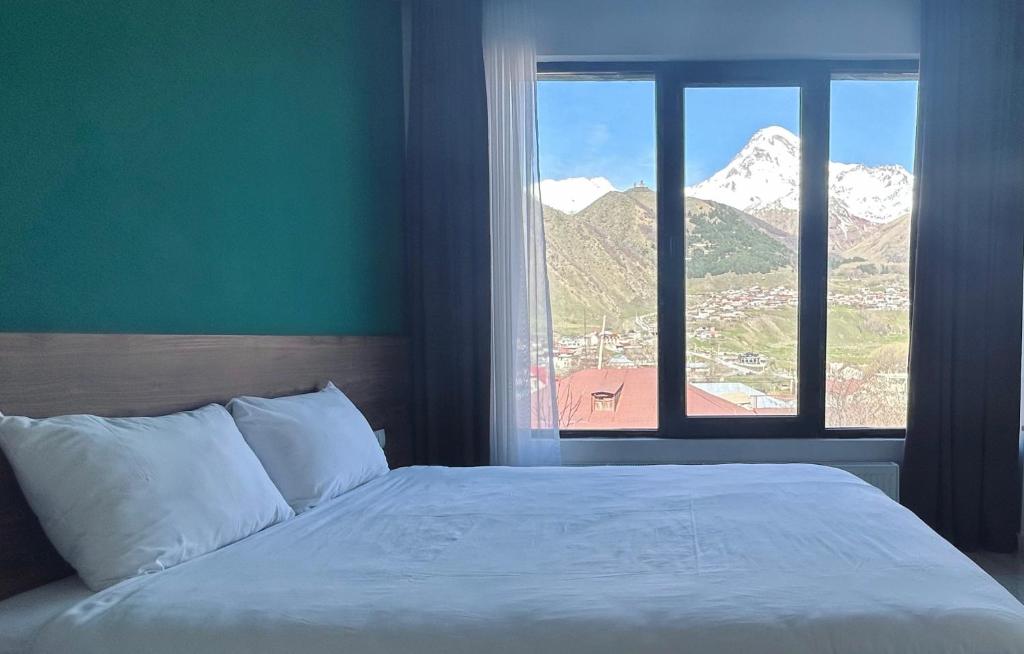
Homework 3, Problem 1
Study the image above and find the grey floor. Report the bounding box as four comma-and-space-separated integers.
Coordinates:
970, 551, 1024, 603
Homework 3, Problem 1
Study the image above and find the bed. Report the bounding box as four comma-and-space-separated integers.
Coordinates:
1, 464, 1021, 653
1, 334, 1022, 653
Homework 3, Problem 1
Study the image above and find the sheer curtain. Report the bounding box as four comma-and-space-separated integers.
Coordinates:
484, 0, 560, 466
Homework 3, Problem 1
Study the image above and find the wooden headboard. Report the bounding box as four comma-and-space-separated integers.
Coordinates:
0, 333, 411, 600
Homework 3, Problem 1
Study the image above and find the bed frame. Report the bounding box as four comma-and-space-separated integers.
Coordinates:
0, 332, 411, 600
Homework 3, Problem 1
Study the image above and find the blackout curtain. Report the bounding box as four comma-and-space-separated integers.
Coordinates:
406, 0, 491, 466
901, 0, 1024, 551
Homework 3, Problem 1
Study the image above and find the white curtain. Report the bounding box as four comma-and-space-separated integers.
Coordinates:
484, 0, 561, 466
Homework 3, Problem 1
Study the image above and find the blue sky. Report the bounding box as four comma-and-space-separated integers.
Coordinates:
537, 80, 918, 189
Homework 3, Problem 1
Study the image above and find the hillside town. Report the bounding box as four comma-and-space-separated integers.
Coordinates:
553, 282, 907, 375
547, 278, 909, 422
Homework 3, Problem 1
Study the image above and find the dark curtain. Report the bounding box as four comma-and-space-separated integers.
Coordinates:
902, 0, 1024, 551
405, 0, 490, 466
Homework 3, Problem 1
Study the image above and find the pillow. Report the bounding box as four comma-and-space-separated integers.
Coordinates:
227, 383, 389, 513
0, 404, 294, 591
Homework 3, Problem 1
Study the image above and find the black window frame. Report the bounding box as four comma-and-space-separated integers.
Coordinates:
538, 59, 919, 440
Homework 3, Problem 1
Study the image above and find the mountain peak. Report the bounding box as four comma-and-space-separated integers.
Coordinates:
745, 126, 800, 163
686, 125, 801, 217
537, 177, 616, 214
686, 126, 913, 227
750, 125, 798, 144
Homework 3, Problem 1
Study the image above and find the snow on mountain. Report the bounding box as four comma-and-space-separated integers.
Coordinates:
686, 126, 914, 228
537, 177, 616, 214
828, 162, 913, 224
687, 125, 802, 218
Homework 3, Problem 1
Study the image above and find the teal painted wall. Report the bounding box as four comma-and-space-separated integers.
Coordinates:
0, 0, 404, 334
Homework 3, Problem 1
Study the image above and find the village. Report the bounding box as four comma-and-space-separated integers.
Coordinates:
552, 283, 908, 376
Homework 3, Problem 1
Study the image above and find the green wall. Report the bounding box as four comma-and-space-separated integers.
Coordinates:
0, 0, 404, 334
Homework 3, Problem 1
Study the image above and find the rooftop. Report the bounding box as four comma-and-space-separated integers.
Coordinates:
555, 367, 753, 430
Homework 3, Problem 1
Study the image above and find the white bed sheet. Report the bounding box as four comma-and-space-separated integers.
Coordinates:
0, 576, 92, 654
30, 464, 1024, 653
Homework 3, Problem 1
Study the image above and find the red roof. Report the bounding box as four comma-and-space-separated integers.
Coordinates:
530, 364, 552, 388
553, 367, 751, 429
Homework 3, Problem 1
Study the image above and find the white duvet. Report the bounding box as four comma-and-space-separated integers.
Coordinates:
32, 464, 1024, 653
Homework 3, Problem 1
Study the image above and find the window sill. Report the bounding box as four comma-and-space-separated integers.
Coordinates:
559, 436, 904, 466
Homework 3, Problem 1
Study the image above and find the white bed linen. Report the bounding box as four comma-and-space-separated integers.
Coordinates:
30, 464, 1024, 654
0, 577, 91, 654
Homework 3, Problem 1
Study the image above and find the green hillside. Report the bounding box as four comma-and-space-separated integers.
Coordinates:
685, 198, 794, 277
544, 189, 657, 334
543, 188, 793, 333
544, 190, 909, 369
840, 212, 911, 269
544, 186, 910, 426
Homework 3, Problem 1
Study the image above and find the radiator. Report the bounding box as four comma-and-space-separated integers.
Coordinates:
827, 462, 900, 501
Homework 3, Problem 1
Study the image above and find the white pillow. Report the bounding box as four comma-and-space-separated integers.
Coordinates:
0, 404, 294, 591
227, 383, 389, 513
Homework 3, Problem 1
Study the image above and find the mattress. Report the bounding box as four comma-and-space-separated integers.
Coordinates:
26, 464, 1024, 653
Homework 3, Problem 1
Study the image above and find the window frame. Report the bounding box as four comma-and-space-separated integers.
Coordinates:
538, 59, 919, 440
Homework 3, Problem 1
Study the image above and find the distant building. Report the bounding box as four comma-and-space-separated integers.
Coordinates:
693, 382, 795, 412
607, 353, 633, 368
739, 352, 767, 367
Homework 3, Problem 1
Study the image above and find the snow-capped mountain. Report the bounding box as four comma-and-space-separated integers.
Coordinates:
687, 126, 914, 230
536, 177, 616, 214
539, 127, 912, 252
829, 162, 913, 224
688, 125, 802, 219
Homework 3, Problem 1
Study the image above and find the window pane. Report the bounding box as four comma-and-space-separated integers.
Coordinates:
683, 87, 800, 416
537, 79, 658, 430
826, 80, 917, 428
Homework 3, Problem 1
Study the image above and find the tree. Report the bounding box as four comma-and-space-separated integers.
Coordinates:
825, 343, 908, 428
557, 378, 585, 429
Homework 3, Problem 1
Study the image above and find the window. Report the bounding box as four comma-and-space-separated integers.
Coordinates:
538, 62, 918, 438
684, 87, 800, 416
826, 79, 918, 428
537, 79, 658, 430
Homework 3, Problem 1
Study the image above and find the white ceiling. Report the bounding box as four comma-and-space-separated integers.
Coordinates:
530, 0, 920, 61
